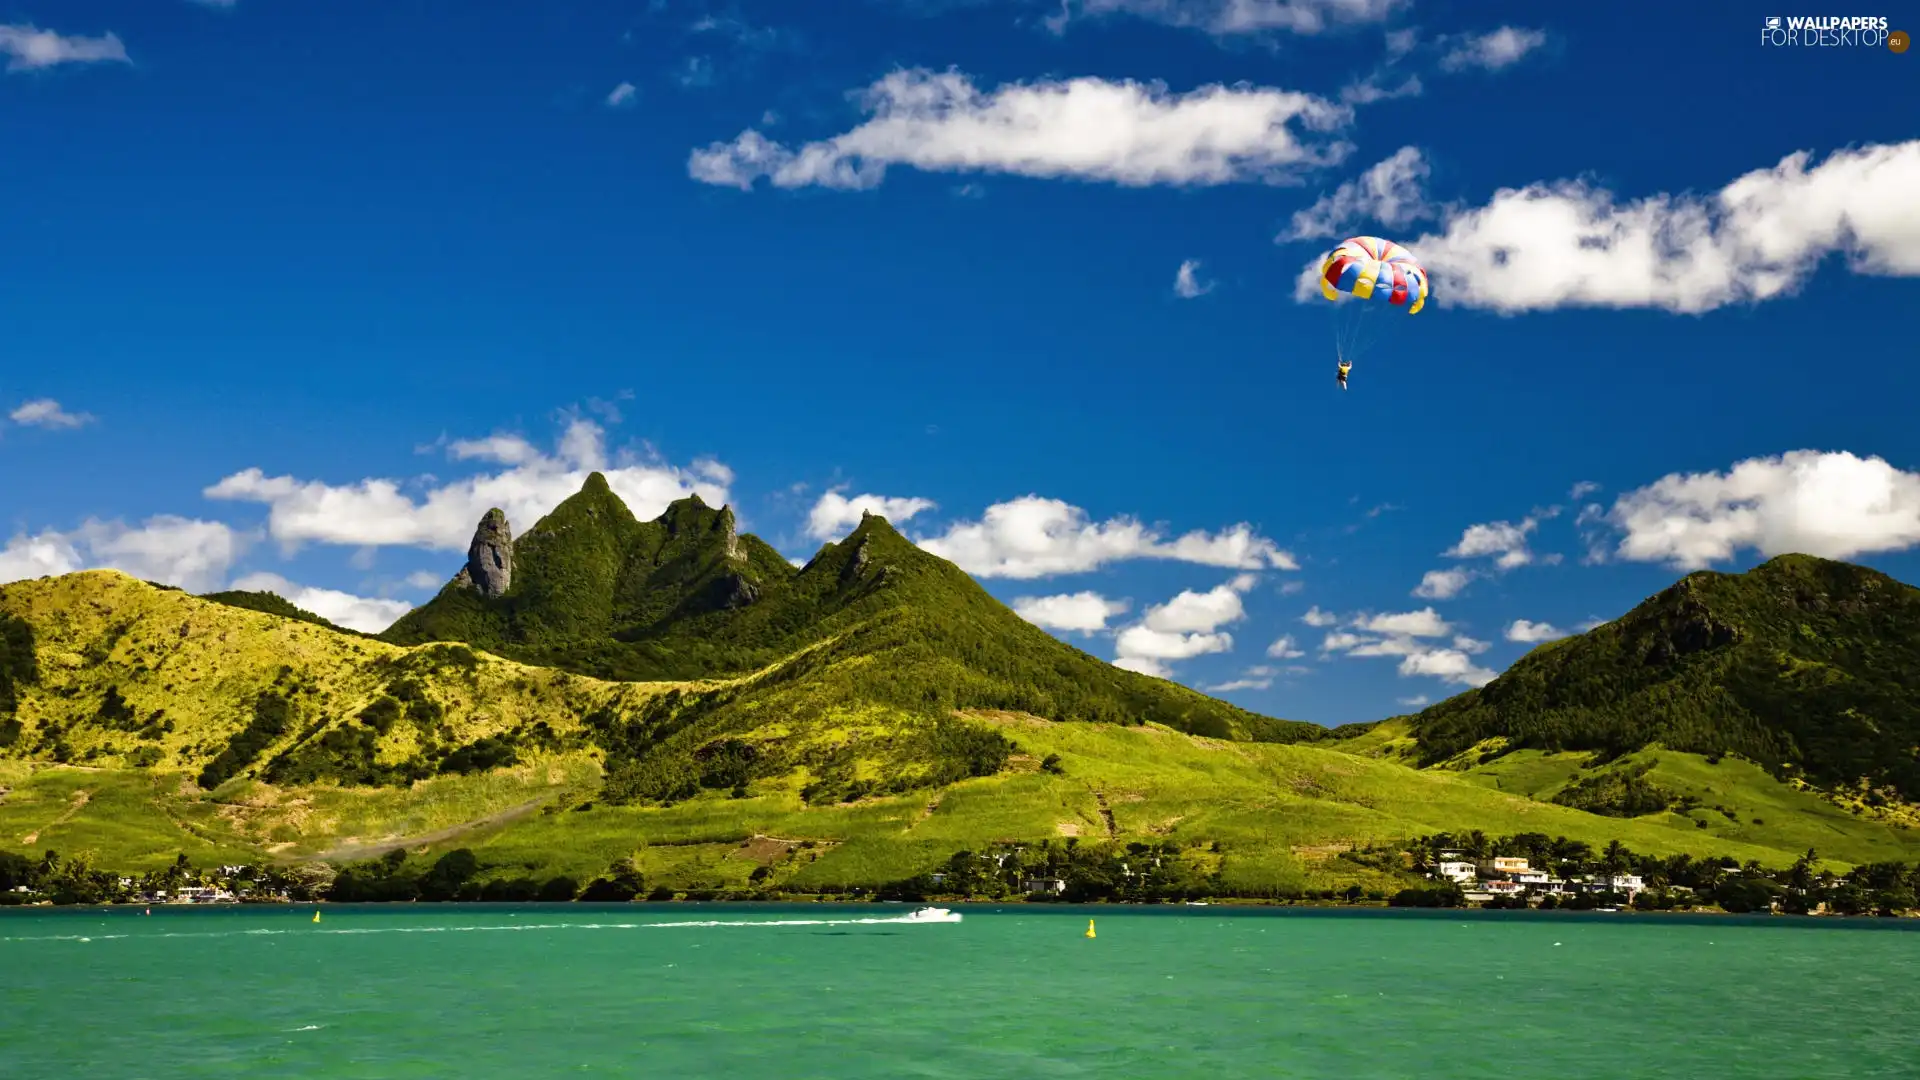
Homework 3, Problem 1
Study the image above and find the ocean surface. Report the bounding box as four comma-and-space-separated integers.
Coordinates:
2, 903, 1916, 1078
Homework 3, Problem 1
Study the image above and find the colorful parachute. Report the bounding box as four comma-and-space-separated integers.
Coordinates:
1314, 236, 1428, 370
1318, 236, 1428, 314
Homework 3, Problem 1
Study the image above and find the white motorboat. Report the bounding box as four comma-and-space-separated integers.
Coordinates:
900, 906, 962, 923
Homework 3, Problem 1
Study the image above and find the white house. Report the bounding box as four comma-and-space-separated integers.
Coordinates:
1436, 861, 1479, 884
1607, 874, 1645, 897
1023, 878, 1067, 894
1483, 880, 1526, 897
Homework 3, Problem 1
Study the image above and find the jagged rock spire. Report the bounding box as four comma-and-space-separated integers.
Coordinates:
456, 508, 514, 598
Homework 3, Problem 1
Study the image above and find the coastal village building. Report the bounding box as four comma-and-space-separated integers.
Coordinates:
1605, 874, 1645, 898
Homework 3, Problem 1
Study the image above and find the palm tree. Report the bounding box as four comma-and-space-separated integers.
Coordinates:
1601, 840, 1629, 878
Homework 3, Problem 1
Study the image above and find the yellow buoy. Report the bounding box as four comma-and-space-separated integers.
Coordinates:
312, 910, 322, 924
1085, 918, 1096, 939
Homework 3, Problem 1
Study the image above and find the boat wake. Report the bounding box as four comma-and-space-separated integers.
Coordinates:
0, 907, 961, 944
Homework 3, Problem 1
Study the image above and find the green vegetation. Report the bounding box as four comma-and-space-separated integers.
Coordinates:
199, 691, 297, 790
0, 612, 35, 748
199, 589, 360, 635
1550, 760, 1699, 818
1405, 555, 1920, 800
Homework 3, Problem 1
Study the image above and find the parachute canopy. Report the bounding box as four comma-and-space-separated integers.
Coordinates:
1318, 236, 1428, 315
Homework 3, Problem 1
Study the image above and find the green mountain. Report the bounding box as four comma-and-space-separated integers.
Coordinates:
382, 473, 1322, 745
4, 480, 1918, 901
1398, 554, 1920, 803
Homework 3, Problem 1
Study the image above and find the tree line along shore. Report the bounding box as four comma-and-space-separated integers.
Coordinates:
7, 832, 1917, 918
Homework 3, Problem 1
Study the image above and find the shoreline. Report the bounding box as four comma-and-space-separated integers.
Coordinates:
7, 894, 1917, 920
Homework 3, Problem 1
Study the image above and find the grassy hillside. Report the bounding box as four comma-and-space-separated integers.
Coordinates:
4, 548, 1917, 897
9, 713, 1914, 887
1402, 555, 1920, 802
0, 570, 676, 789
382, 475, 1321, 744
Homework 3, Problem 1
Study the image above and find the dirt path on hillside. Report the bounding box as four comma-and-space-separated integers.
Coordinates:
1092, 790, 1117, 839
312, 795, 555, 862
21, 789, 91, 846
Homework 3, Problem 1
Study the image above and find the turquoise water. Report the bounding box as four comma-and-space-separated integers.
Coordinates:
3, 904, 1916, 1078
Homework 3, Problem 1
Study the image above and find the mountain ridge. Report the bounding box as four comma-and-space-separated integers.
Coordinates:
1400, 553, 1920, 801
380, 473, 1322, 744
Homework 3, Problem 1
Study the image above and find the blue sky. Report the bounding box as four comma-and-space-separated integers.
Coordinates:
3, 0, 1917, 726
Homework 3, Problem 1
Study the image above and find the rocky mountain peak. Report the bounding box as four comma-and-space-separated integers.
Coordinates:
452, 507, 514, 598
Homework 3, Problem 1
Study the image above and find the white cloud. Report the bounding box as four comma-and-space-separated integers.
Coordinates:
1397, 694, 1429, 707
1569, 481, 1600, 500
229, 572, 413, 634
1300, 605, 1337, 627
1113, 627, 1234, 677
404, 570, 444, 590
0, 23, 130, 72
206, 419, 731, 553
1339, 71, 1422, 106
675, 56, 714, 89
8, 399, 93, 430
1439, 26, 1547, 72
0, 517, 245, 593
1446, 516, 1541, 569
1143, 583, 1246, 633
689, 68, 1350, 191
1205, 676, 1271, 692
1282, 145, 1433, 241
606, 81, 637, 108
917, 495, 1297, 579
1012, 591, 1131, 634
1601, 450, 1920, 569
1354, 607, 1451, 637
0, 533, 82, 583
1332, 140, 1920, 314
1412, 566, 1474, 600
1395, 647, 1496, 686
1112, 578, 1253, 678
1413, 509, 1563, 595
1320, 607, 1496, 687
1173, 259, 1214, 298
1265, 634, 1304, 658
688, 14, 780, 48
446, 434, 541, 465
1505, 619, 1566, 643
1051, 0, 1406, 36
807, 491, 938, 540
